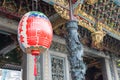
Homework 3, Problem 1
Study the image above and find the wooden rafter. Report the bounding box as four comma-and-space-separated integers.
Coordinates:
0, 43, 17, 55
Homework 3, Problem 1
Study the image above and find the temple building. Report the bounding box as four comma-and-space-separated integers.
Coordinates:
0, 0, 120, 80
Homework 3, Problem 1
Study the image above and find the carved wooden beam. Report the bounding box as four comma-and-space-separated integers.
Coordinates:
0, 14, 63, 33
42, 0, 120, 40
0, 63, 21, 70
0, 14, 120, 41
0, 16, 18, 34
87, 62, 100, 68
52, 17, 66, 30
0, 43, 17, 55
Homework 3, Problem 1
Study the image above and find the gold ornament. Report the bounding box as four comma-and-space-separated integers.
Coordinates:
54, 1, 96, 32
87, 0, 98, 5
91, 23, 106, 49
2, 0, 16, 12
53, 0, 120, 36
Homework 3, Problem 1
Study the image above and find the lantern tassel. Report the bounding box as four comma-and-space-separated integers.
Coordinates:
34, 56, 37, 76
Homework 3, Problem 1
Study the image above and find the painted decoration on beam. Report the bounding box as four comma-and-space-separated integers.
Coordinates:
112, 0, 120, 6
17, 11, 53, 55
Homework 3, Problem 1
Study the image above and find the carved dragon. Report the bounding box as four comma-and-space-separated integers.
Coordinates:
53, 0, 107, 49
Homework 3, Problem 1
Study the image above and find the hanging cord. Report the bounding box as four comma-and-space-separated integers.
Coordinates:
69, 0, 84, 20
33, 55, 38, 80
69, 0, 74, 20
32, 0, 38, 11
34, 56, 37, 76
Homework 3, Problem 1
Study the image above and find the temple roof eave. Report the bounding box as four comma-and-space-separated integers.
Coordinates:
0, 14, 120, 41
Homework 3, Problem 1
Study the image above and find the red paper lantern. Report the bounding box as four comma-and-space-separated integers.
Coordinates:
18, 11, 53, 55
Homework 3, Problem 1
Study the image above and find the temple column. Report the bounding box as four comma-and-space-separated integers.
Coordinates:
101, 58, 112, 80
26, 54, 34, 80
24, 54, 45, 80
110, 56, 119, 80
65, 20, 86, 80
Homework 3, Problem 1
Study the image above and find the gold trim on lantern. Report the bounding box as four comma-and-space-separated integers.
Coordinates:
25, 46, 47, 54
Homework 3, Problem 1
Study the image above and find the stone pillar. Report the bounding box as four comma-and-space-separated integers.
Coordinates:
25, 54, 44, 80
42, 51, 52, 80
101, 58, 112, 80
27, 54, 34, 80
111, 57, 119, 80
22, 53, 27, 80
65, 21, 86, 80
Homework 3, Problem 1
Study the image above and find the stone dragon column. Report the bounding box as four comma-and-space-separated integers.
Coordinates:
65, 20, 86, 80
65, 0, 86, 80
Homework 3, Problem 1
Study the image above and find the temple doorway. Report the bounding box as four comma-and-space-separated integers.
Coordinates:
84, 56, 103, 80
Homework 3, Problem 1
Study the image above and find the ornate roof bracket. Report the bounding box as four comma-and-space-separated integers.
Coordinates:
91, 22, 106, 49
86, 0, 98, 5
42, 0, 120, 41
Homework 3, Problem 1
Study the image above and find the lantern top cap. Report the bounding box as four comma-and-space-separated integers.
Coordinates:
24, 11, 49, 20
